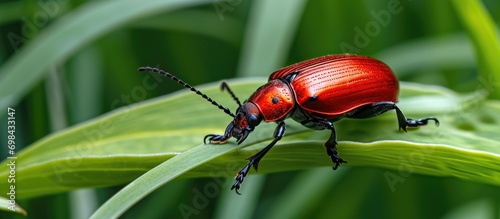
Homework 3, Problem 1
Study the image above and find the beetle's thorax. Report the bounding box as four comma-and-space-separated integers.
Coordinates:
247, 79, 295, 122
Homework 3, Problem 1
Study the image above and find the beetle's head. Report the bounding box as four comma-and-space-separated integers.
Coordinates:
227, 102, 262, 144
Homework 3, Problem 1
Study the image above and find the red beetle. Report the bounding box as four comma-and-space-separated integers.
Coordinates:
139, 54, 439, 194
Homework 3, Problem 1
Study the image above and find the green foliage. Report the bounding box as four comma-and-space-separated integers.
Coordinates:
451, 0, 500, 98
0, 0, 499, 218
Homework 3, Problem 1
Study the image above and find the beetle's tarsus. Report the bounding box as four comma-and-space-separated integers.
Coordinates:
326, 147, 347, 170
405, 117, 440, 128
203, 134, 221, 144
319, 120, 347, 170
331, 155, 346, 170
231, 156, 263, 194
230, 122, 286, 194
250, 160, 260, 171
234, 187, 242, 195
204, 134, 231, 144
231, 162, 252, 195
394, 105, 439, 131
203, 134, 216, 144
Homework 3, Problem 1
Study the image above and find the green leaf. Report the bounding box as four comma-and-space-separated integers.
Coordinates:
450, 0, 500, 98
0, 79, 499, 215
90, 138, 238, 219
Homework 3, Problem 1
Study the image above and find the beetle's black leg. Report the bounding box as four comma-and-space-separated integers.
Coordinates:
319, 120, 347, 170
231, 121, 286, 195
394, 106, 440, 132
347, 102, 439, 132
394, 104, 439, 132
204, 122, 234, 144
407, 117, 440, 127
204, 134, 230, 144
296, 117, 346, 170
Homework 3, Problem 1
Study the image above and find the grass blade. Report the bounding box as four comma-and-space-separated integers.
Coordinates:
89, 142, 237, 218
450, 0, 500, 98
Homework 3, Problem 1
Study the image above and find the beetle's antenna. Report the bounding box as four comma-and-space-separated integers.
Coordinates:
138, 67, 235, 118
220, 82, 242, 107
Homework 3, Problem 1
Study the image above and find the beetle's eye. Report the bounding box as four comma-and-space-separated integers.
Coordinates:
272, 97, 279, 104
247, 114, 261, 127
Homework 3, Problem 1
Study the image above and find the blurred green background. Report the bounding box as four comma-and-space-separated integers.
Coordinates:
0, 0, 499, 218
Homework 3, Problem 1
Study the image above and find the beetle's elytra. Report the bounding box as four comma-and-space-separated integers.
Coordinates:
139, 54, 439, 194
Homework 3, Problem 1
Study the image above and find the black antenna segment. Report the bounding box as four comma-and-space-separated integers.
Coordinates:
138, 67, 235, 118
220, 82, 242, 107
